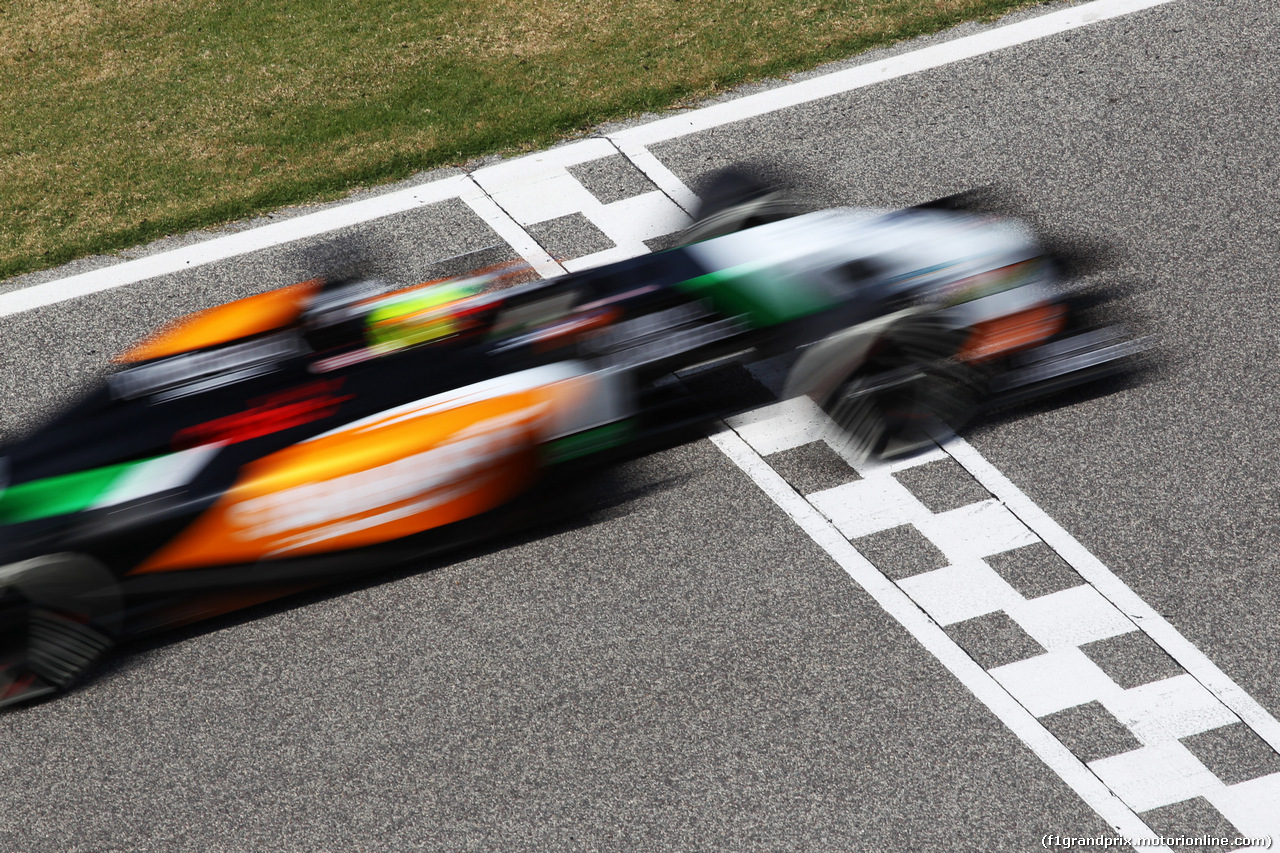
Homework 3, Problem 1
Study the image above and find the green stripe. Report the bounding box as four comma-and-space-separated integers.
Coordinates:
0, 458, 154, 524
543, 421, 635, 464
675, 265, 834, 328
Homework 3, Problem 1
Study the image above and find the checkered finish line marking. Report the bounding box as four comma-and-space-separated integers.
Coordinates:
716, 393, 1280, 842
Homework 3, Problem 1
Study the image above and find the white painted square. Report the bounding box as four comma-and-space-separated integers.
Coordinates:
896, 560, 1025, 626
1206, 772, 1280, 837
1006, 585, 1135, 651
1088, 741, 1221, 813
596, 191, 692, 243
808, 476, 929, 539
989, 647, 1120, 717
915, 499, 1038, 563
479, 169, 601, 225
1102, 676, 1239, 746
562, 248, 637, 272
726, 396, 829, 456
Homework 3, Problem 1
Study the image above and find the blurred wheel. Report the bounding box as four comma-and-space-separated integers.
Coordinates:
683, 167, 803, 242
0, 553, 120, 705
823, 315, 981, 462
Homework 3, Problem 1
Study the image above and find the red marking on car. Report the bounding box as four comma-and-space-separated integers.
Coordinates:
172, 379, 353, 449
532, 308, 620, 352
957, 303, 1066, 363
576, 285, 660, 312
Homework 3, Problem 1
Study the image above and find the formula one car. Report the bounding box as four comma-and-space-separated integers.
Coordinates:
0, 170, 1143, 707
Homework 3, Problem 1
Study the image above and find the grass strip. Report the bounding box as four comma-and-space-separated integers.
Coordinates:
3, 0, 1049, 281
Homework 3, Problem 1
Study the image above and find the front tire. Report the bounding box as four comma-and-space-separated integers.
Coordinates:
0, 553, 120, 706
823, 315, 981, 462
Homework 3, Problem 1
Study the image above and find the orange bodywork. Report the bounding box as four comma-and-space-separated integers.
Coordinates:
116, 280, 322, 364
957, 303, 1066, 363
131, 376, 597, 572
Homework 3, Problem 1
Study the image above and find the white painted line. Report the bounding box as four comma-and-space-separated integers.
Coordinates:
709, 424, 1168, 852
1209, 773, 1280, 838
989, 648, 1120, 718
915, 499, 1038, 563
808, 475, 930, 538
468, 138, 618, 185
942, 435, 1280, 757
1104, 675, 1239, 745
725, 395, 832, 455
0, 175, 473, 319
558, 191, 693, 272
470, 151, 607, 227
468, 144, 693, 269
609, 0, 1177, 148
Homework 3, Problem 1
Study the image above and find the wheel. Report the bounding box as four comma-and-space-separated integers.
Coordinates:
0, 553, 120, 707
822, 315, 982, 462
683, 167, 803, 242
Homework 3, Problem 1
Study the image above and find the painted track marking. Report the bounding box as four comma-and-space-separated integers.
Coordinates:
10, 0, 1276, 842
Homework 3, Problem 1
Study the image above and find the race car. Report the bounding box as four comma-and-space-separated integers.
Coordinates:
0, 169, 1143, 708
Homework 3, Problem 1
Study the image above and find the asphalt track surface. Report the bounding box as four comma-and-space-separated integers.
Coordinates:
3, 0, 1280, 849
